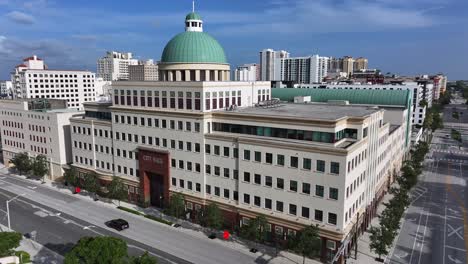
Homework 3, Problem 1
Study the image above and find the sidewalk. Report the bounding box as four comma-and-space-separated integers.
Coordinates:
0, 166, 322, 264
346, 190, 395, 264
0, 223, 63, 264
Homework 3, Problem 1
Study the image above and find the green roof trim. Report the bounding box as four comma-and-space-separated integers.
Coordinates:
272, 88, 412, 108
161, 32, 227, 64
186, 12, 202, 20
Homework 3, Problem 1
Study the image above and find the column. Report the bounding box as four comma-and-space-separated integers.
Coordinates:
206, 70, 210, 81
185, 70, 190, 81
176, 71, 182, 81
168, 71, 174, 82
195, 70, 201, 81
214, 70, 219, 81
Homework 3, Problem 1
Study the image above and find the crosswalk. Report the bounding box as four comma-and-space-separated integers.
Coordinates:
433, 158, 468, 164
434, 149, 468, 155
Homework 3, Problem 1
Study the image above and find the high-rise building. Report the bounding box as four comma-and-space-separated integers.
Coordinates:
0, 99, 82, 180
259, 49, 289, 81
280, 55, 329, 84
69, 9, 408, 262
0, 80, 12, 98
342, 56, 354, 75
431, 75, 447, 100
328, 57, 343, 73
129, 60, 159, 81
97, 51, 138, 81
234, 63, 258, 81
10, 55, 96, 110
353, 57, 368, 72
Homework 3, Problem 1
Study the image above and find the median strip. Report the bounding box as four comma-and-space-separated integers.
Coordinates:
117, 206, 173, 226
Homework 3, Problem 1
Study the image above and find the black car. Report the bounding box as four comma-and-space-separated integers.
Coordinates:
105, 219, 129, 231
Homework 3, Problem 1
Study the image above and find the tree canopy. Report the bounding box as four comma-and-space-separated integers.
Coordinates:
64, 236, 157, 264
203, 203, 223, 230
0, 232, 23, 258
107, 177, 128, 204
10, 152, 32, 175
31, 154, 49, 181
165, 193, 185, 219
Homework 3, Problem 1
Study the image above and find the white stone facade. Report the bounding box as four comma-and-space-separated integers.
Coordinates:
97, 51, 138, 81
69, 80, 408, 245
11, 56, 96, 110
0, 99, 82, 180
234, 64, 258, 82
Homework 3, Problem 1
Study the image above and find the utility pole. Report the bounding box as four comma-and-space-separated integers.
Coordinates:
6, 193, 26, 230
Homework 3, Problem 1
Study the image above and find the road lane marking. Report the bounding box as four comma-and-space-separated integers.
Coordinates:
449, 255, 463, 264
446, 246, 467, 252
446, 163, 468, 264
448, 224, 464, 240
27, 186, 37, 190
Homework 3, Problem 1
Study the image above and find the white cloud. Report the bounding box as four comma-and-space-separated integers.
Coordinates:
207, 0, 441, 35
6, 11, 35, 25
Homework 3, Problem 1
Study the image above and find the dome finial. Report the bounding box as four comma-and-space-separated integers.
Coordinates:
192, 0, 195, 13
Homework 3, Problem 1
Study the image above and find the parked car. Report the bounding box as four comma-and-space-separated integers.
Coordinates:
208, 232, 217, 239
105, 219, 129, 231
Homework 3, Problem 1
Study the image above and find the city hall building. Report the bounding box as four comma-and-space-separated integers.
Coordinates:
70, 11, 408, 261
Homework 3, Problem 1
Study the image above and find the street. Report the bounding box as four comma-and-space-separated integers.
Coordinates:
0, 173, 263, 264
388, 99, 468, 264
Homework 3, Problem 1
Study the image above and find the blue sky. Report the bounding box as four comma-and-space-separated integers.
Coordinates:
0, 0, 467, 80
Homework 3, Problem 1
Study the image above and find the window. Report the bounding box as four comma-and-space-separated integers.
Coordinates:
328, 213, 337, 225
206, 185, 211, 194
290, 180, 298, 192
233, 148, 239, 158
215, 187, 220, 196
223, 147, 229, 157
265, 176, 272, 187
277, 154, 285, 166
315, 210, 323, 222
224, 189, 230, 199
265, 153, 273, 164
188, 181, 192, 190
179, 179, 185, 188
254, 174, 261, 185
302, 183, 311, 195
206, 164, 211, 174
289, 204, 297, 215
243, 193, 250, 204
331, 162, 340, 174
223, 168, 230, 178
277, 178, 284, 189
290, 156, 298, 168
214, 166, 220, 176
315, 185, 324, 197
244, 172, 251, 182
214, 145, 220, 155
254, 151, 261, 162
265, 198, 272, 209
329, 188, 339, 200
302, 207, 310, 218
317, 160, 325, 172
276, 201, 283, 212
254, 196, 261, 207
205, 144, 211, 154
303, 158, 312, 170
244, 150, 250, 160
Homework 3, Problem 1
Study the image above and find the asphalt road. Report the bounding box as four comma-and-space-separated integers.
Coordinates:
0, 173, 260, 264
0, 187, 189, 264
388, 100, 468, 264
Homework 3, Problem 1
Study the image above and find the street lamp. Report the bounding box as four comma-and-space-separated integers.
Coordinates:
6, 193, 26, 231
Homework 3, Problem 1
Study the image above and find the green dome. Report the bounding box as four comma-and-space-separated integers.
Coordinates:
186, 12, 202, 20
161, 32, 228, 64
